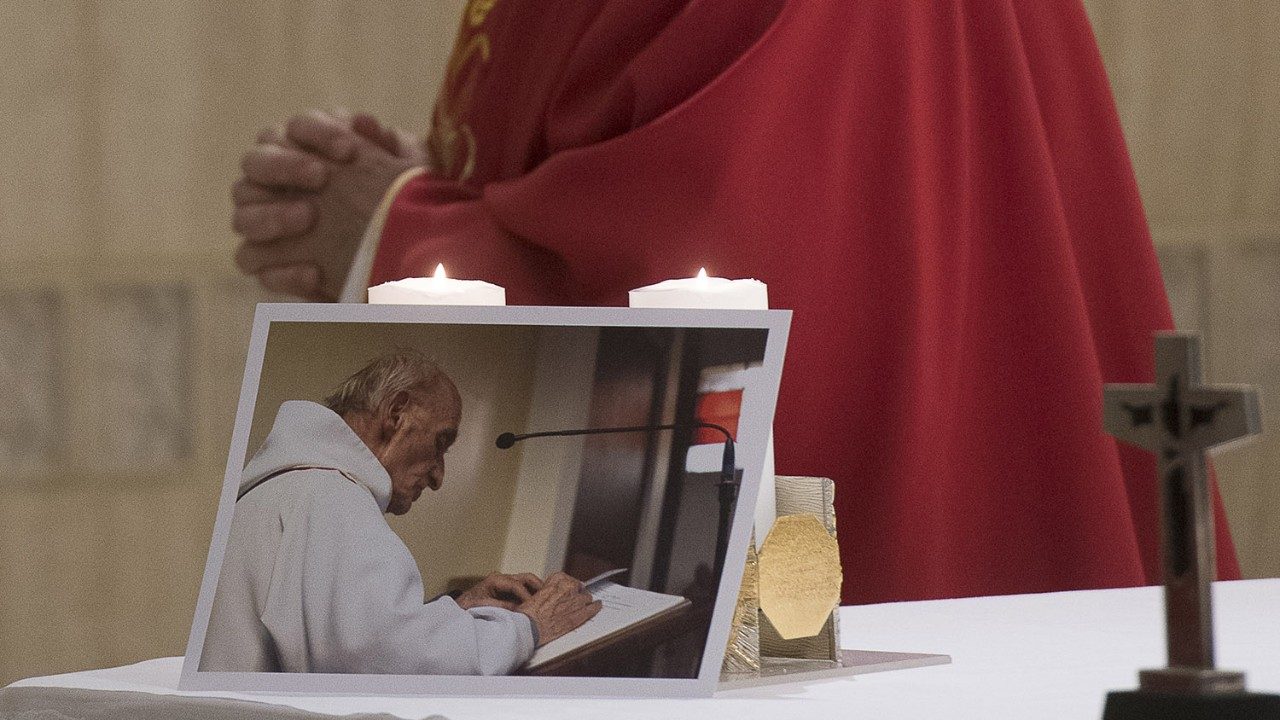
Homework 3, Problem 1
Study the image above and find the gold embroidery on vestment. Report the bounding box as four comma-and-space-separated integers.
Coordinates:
467, 0, 498, 27
428, 1, 498, 182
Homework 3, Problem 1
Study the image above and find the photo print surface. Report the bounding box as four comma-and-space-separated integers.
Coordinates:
181, 304, 789, 697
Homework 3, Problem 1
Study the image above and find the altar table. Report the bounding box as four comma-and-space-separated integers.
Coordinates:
3, 579, 1277, 719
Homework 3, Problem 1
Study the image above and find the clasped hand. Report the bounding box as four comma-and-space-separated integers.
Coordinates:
455, 572, 603, 646
231, 109, 425, 301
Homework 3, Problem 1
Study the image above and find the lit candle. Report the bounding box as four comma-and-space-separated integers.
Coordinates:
368, 264, 506, 306
628, 268, 768, 309
629, 268, 776, 545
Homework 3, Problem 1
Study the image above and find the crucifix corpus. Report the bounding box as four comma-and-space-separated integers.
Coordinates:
1101, 332, 1278, 720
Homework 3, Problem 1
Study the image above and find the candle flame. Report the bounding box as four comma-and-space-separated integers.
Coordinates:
695, 267, 709, 287
433, 263, 447, 280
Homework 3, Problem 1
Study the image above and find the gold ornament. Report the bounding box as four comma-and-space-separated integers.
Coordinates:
758, 514, 842, 640
721, 532, 761, 676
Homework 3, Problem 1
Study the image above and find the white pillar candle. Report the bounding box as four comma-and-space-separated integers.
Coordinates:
629, 269, 777, 547
628, 268, 768, 309
368, 264, 506, 306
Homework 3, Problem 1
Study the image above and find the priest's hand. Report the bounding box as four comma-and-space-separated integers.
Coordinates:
231, 109, 425, 300
516, 572, 603, 646
455, 572, 544, 611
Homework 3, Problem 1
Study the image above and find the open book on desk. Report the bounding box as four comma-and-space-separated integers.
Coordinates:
523, 575, 690, 671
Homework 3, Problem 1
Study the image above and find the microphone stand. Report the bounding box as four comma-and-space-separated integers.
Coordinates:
496, 423, 738, 580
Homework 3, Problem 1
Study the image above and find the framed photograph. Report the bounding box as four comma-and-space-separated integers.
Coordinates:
180, 303, 790, 697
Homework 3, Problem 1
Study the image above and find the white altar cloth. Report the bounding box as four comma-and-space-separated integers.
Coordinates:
7, 579, 1279, 719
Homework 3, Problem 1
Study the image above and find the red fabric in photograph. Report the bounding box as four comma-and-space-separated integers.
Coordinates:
694, 390, 743, 445
372, 0, 1240, 604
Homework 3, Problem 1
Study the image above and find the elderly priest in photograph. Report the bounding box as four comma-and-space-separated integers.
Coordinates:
200, 349, 599, 674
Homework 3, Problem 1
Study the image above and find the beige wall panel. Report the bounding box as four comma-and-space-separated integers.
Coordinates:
0, 493, 56, 682
96, 1, 202, 257
1237, 3, 1280, 221
0, 488, 113, 682
0, 483, 216, 684
0, 495, 31, 683
72, 284, 193, 469
1205, 246, 1280, 579
185, 3, 310, 257
0, 2, 91, 259
1109, 2, 1238, 226
102, 484, 217, 667
1154, 247, 1207, 337
346, 0, 463, 130
191, 276, 268, 470
0, 291, 64, 470
295, 0, 463, 133
1080, 0, 1121, 92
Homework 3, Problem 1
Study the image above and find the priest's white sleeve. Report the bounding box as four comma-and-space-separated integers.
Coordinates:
261, 473, 536, 674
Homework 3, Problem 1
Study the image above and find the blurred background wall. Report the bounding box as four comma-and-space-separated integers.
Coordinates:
0, 0, 1276, 684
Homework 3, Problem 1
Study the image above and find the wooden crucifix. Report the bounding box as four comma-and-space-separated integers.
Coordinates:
1101, 333, 1276, 718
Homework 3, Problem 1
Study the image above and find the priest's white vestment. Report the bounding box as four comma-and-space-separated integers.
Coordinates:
200, 401, 535, 674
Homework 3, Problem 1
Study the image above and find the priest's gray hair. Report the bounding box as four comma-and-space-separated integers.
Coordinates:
324, 348, 451, 417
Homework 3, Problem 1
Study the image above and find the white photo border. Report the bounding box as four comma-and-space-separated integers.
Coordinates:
179, 303, 791, 698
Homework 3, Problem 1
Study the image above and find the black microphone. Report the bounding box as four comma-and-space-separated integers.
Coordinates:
497, 422, 736, 490
497, 422, 731, 448
496, 422, 740, 578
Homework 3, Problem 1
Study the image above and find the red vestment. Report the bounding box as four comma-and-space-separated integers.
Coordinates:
372, 0, 1240, 603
